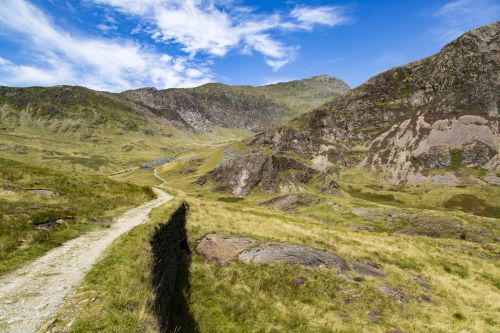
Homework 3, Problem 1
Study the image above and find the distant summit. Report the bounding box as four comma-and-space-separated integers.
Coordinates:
120, 75, 350, 132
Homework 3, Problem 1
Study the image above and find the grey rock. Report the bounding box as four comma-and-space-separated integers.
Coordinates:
140, 157, 173, 169
29, 189, 59, 197
352, 261, 385, 278
462, 141, 496, 167
368, 310, 381, 323
378, 285, 410, 304
259, 194, 319, 211
238, 242, 349, 271
484, 173, 500, 185
196, 234, 256, 265
430, 173, 460, 186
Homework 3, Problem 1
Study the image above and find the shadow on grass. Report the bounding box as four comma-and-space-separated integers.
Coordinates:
150, 202, 199, 333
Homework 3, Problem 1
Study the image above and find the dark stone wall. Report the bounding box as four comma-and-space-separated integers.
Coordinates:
150, 202, 198, 332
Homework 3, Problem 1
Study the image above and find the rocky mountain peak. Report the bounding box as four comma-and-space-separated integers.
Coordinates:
209, 22, 499, 196
119, 76, 350, 133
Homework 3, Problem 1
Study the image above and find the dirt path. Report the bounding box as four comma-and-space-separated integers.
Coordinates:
0, 188, 172, 333
153, 167, 167, 186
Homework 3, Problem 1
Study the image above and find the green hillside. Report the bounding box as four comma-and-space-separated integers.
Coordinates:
0, 157, 153, 275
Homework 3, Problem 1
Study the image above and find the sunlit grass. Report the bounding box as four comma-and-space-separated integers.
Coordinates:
0, 157, 154, 275
48, 190, 499, 332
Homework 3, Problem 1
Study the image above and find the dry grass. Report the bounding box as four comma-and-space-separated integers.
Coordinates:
47, 189, 499, 332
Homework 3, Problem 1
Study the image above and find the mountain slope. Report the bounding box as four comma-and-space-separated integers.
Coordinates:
0, 76, 348, 173
119, 84, 289, 133
120, 75, 349, 132
209, 22, 499, 196
253, 75, 350, 118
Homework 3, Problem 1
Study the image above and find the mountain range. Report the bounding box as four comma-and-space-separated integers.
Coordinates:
209, 22, 499, 196
0, 21, 499, 333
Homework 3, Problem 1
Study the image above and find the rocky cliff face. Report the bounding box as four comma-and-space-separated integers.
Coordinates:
120, 85, 289, 132
210, 22, 499, 195
0, 76, 349, 135
120, 76, 349, 133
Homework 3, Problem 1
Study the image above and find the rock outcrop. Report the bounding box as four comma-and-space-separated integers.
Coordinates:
120, 85, 289, 132
119, 76, 349, 133
209, 22, 500, 194
238, 242, 349, 271
195, 234, 384, 278
195, 234, 256, 265
258, 193, 320, 211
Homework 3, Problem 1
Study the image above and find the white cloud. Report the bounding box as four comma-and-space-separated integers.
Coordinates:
0, 57, 10, 66
96, 15, 118, 31
0, 0, 212, 91
290, 6, 350, 30
0, 0, 351, 89
91, 0, 350, 70
429, 0, 500, 42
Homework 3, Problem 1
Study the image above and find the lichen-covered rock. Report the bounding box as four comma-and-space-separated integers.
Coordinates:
210, 152, 278, 196
484, 173, 500, 185
315, 173, 341, 194
352, 261, 385, 278
210, 152, 315, 196
258, 193, 320, 211
29, 189, 60, 196
238, 242, 349, 271
195, 234, 256, 265
417, 146, 452, 168
462, 141, 496, 167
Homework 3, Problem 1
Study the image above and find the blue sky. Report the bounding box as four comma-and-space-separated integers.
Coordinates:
0, 0, 498, 91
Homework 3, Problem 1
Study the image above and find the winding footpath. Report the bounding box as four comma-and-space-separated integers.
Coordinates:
0, 188, 172, 333
153, 167, 167, 186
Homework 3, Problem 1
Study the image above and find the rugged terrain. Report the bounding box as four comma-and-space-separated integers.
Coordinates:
120, 75, 349, 132
0, 23, 498, 333
0, 76, 348, 174
209, 22, 499, 196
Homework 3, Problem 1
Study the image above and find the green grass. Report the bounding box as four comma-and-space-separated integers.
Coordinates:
1, 84, 254, 176
444, 194, 500, 218
47, 191, 499, 332
0, 157, 154, 275
43, 198, 183, 333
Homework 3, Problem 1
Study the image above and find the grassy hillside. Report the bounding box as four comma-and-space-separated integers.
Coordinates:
0, 75, 349, 176
0, 157, 153, 275
253, 75, 350, 118
46, 189, 498, 332
0, 85, 255, 173
192, 75, 350, 122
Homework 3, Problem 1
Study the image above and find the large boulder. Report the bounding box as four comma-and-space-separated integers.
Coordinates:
238, 242, 349, 271
195, 234, 256, 265
258, 193, 320, 211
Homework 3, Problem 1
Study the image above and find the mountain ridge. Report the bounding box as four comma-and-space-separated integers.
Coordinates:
0, 75, 349, 134
119, 75, 349, 132
208, 22, 500, 196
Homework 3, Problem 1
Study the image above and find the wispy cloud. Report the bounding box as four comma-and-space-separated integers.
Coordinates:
427, 0, 500, 42
0, 0, 351, 89
0, 0, 212, 91
290, 5, 351, 30
96, 14, 118, 32
91, 0, 350, 70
